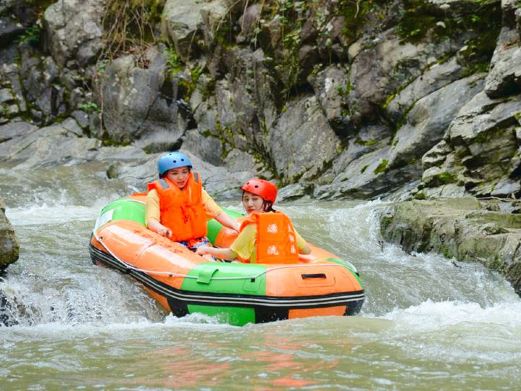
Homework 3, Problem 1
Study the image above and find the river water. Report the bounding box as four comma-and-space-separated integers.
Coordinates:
1, 163, 520, 390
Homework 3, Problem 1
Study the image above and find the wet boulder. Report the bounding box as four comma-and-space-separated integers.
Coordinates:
0, 197, 18, 272
380, 197, 521, 296
0, 120, 101, 168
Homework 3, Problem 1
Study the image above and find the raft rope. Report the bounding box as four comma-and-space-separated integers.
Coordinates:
93, 231, 347, 281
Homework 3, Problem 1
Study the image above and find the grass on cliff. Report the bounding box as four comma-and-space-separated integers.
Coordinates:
100, 0, 165, 64
396, 0, 501, 73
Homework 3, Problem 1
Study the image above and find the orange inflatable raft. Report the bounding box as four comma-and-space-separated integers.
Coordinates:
89, 194, 365, 326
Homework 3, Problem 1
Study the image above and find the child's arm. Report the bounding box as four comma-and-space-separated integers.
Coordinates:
196, 245, 238, 260
295, 230, 311, 254
146, 189, 172, 238
147, 218, 172, 238
201, 190, 240, 232
215, 211, 241, 232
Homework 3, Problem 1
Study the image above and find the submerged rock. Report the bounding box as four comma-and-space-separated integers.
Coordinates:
380, 197, 521, 296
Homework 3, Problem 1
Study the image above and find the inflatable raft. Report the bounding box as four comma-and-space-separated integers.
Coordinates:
89, 194, 364, 326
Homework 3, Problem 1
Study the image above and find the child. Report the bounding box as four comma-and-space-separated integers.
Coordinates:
196, 178, 311, 262
146, 151, 240, 251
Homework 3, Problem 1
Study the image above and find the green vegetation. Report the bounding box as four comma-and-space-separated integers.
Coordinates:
514, 111, 521, 125
355, 137, 378, 147
100, 0, 166, 63
383, 93, 397, 110
395, 0, 501, 74
101, 132, 132, 147
374, 159, 389, 175
18, 25, 41, 46
271, 0, 307, 96
487, 257, 505, 272
414, 191, 427, 200
213, 12, 236, 49
203, 121, 236, 160
336, 80, 353, 98
165, 47, 184, 76
78, 102, 99, 113
1, 104, 9, 117
336, 0, 387, 43
432, 171, 458, 185
165, 46, 207, 100
25, 0, 55, 6
96, 60, 108, 74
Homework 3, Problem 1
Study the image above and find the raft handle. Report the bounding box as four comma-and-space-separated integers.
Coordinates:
301, 273, 327, 279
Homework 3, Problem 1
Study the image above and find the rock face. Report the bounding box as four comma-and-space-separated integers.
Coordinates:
269, 95, 341, 183
0, 1, 519, 196
2, 0, 517, 200
416, 0, 521, 199
380, 198, 521, 295
97, 48, 186, 146
0, 1, 103, 128
43, 0, 105, 67
0, 197, 18, 272
161, 0, 229, 59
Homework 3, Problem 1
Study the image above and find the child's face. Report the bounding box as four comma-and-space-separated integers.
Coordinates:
242, 191, 264, 214
165, 166, 190, 188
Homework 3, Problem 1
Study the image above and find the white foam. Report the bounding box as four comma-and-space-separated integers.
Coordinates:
383, 299, 521, 330
5, 194, 124, 226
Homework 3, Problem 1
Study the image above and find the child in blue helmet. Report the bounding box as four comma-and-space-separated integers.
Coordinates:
146, 151, 240, 251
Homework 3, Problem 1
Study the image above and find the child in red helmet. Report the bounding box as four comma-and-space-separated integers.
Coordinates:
196, 178, 310, 263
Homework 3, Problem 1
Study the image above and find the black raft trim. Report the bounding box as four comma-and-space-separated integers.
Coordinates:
89, 244, 365, 312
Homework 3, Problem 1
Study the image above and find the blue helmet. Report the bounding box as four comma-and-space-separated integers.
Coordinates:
157, 151, 193, 177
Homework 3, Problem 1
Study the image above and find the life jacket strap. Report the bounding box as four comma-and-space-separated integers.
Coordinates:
158, 178, 169, 189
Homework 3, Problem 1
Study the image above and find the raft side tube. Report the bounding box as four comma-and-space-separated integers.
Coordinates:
94, 197, 146, 231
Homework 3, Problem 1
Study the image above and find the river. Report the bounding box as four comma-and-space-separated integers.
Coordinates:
1, 163, 520, 390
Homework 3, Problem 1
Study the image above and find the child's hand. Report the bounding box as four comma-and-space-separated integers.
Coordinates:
158, 226, 172, 238
196, 246, 209, 256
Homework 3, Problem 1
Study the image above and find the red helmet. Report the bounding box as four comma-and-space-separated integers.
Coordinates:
241, 178, 278, 203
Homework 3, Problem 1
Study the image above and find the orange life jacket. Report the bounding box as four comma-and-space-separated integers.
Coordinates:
147, 172, 207, 241
239, 211, 300, 264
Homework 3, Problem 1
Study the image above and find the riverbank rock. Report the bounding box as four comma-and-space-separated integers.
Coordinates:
380, 197, 521, 295
0, 119, 252, 199
0, 196, 18, 272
